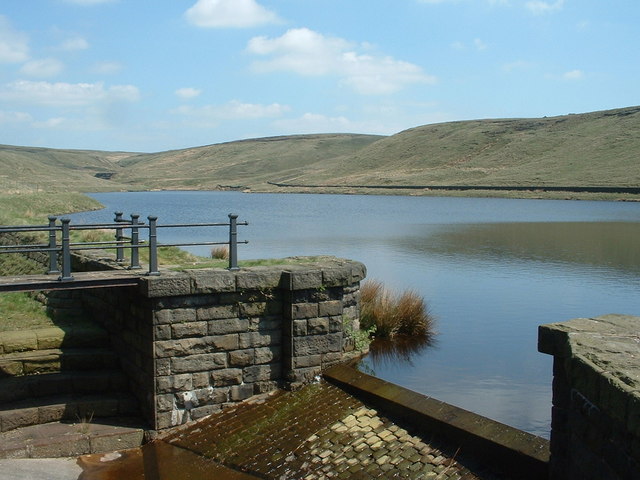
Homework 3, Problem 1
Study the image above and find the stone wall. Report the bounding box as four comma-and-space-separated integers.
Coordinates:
76, 257, 365, 431
538, 314, 640, 480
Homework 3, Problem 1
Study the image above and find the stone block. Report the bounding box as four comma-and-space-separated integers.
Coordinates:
239, 331, 279, 349
157, 374, 193, 394
141, 275, 192, 298
197, 304, 239, 321
188, 270, 236, 293
308, 317, 330, 335
293, 333, 343, 356
293, 355, 322, 368
243, 364, 280, 383
154, 308, 196, 325
171, 353, 227, 373
255, 346, 280, 364
230, 384, 254, 401
1, 331, 38, 354
208, 318, 249, 335
281, 269, 323, 290
293, 319, 307, 336
322, 267, 350, 287
171, 321, 208, 339
252, 316, 281, 332
191, 372, 210, 389
156, 393, 175, 412
291, 303, 319, 320
318, 300, 343, 317
154, 324, 172, 341
190, 404, 222, 420
229, 349, 254, 367
212, 368, 243, 386
350, 262, 367, 282
236, 268, 282, 290
239, 302, 268, 317
329, 315, 343, 333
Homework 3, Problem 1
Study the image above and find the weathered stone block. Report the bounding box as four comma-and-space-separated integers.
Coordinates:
239, 331, 279, 349
255, 346, 280, 364
293, 333, 342, 356
293, 355, 322, 368
154, 324, 172, 341
154, 308, 196, 325
171, 353, 226, 374
229, 349, 254, 367
212, 368, 243, 386
252, 316, 281, 332
156, 393, 175, 412
308, 317, 330, 335
236, 269, 282, 290
281, 270, 323, 290
230, 384, 254, 401
191, 372, 210, 389
157, 374, 193, 394
171, 321, 208, 339
141, 275, 191, 298
318, 300, 343, 317
243, 364, 280, 383
239, 302, 268, 317
291, 303, 318, 319
197, 304, 239, 321
322, 267, 350, 287
208, 318, 249, 335
293, 319, 307, 336
188, 270, 236, 293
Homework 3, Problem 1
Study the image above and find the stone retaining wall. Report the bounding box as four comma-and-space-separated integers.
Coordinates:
76, 258, 365, 431
538, 314, 640, 480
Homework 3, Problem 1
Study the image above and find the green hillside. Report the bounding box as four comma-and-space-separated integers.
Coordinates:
1, 105, 639, 199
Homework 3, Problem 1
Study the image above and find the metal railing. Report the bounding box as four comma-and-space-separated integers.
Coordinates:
0, 212, 248, 282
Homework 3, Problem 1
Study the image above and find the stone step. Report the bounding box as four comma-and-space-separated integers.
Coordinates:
0, 393, 141, 433
0, 418, 146, 459
0, 325, 109, 355
0, 370, 130, 404
0, 348, 119, 377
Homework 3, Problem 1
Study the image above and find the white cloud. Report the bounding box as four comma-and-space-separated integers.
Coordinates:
0, 15, 29, 63
0, 110, 32, 124
33, 117, 65, 128
91, 61, 123, 74
20, 58, 64, 77
185, 0, 280, 28
59, 36, 89, 51
525, 0, 564, 15
173, 100, 290, 123
247, 28, 436, 95
175, 87, 202, 99
474, 38, 488, 51
0, 80, 140, 107
502, 60, 535, 72
562, 69, 584, 80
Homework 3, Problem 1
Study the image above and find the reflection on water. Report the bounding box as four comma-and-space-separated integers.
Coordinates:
410, 222, 640, 277
67, 192, 640, 439
364, 334, 437, 370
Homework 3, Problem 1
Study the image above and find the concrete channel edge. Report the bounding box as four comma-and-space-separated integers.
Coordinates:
323, 363, 550, 480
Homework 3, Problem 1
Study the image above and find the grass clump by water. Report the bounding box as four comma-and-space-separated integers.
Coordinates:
210, 246, 229, 260
360, 280, 434, 340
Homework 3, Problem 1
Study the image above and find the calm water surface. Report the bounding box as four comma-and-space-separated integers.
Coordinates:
68, 192, 640, 438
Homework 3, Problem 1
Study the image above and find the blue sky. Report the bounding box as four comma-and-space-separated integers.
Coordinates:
0, 0, 638, 152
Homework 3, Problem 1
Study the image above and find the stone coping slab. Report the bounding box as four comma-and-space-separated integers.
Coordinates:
139, 256, 366, 298
538, 313, 640, 431
324, 364, 550, 480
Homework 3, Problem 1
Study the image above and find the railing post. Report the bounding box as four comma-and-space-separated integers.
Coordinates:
47, 216, 60, 275
58, 218, 73, 281
228, 213, 239, 271
129, 214, 141, 270
147, 215, 160, 276
114, 211, 125, 262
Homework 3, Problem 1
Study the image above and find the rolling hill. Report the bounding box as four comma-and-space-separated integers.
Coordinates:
2, 105, 639, 198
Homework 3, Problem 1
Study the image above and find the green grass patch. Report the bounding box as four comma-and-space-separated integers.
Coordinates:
0, 292, 54, 332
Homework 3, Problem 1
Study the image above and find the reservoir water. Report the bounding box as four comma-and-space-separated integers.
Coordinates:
67, 191, 640, 438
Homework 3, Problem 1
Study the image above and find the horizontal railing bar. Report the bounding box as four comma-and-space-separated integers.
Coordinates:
155, 222, 248, 228
154, 240, 249, 248
0, 247, 58, 254
0, 226, 57, 233
0, 243, 50, 250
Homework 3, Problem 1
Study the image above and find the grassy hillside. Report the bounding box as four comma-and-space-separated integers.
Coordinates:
0, 144, 137, 193
116, 134, 383, 190
1, 106, 639, 198
280, 106, 640, 188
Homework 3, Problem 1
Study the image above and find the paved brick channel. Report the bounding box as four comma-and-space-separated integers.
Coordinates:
80, 381, 512, 479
